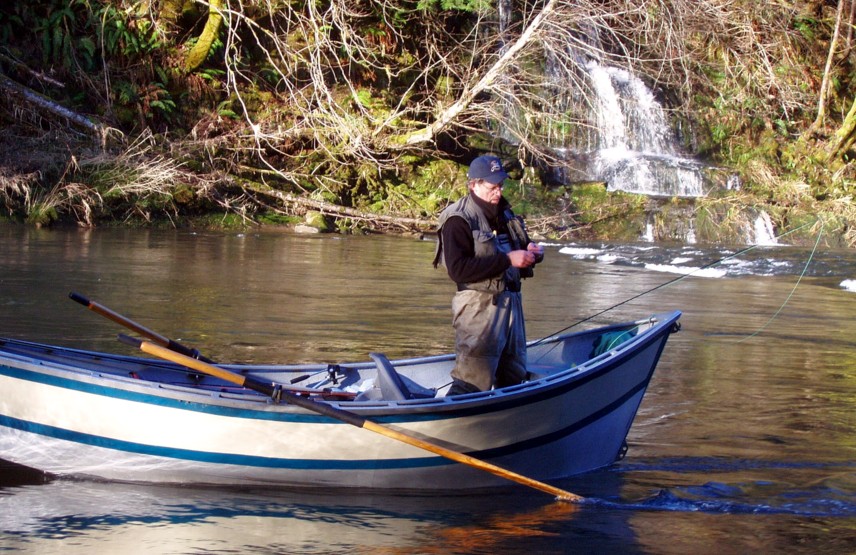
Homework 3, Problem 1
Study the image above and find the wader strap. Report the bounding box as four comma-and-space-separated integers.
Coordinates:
457, 281, 521, 294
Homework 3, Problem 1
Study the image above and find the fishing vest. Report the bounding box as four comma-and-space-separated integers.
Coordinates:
433, 195, 522, 294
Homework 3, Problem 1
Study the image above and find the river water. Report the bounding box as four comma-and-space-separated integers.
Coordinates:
1, 226, 855, 554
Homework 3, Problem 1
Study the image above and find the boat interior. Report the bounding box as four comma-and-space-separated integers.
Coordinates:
0, 315, 667, 404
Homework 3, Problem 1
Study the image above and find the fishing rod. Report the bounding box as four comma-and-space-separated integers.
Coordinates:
531, 220, 818, 347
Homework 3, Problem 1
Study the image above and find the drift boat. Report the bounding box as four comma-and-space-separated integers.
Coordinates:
0, 310, 680, 491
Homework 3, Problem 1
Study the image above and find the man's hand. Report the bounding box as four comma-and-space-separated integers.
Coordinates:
508, 249, 537, 268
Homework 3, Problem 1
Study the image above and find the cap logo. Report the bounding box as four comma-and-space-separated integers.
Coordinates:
490, 160, 502, 173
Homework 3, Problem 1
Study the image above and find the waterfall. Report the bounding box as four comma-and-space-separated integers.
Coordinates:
587, 62, 672, 154
535, 24, 708, 199
583, 61, 705, 198
685, 221, 697, 244
642, 220, 654, 242
493, 8, 708, 199
751, 212, 778, 246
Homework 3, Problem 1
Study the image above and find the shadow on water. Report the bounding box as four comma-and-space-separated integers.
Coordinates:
0, 459, 50, 487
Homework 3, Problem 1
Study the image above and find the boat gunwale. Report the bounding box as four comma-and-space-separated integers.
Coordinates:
0, 311, 681, 420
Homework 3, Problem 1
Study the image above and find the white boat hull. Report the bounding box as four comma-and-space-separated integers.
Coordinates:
0, 311, 680, 491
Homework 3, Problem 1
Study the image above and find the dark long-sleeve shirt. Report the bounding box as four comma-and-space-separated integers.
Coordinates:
441, 212, 510, 285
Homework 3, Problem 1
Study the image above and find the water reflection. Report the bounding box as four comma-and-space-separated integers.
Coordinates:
0, 480, 598, 554
0, 228, 456, 362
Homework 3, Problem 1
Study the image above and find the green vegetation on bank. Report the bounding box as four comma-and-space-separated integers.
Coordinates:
0, 1, 853, 246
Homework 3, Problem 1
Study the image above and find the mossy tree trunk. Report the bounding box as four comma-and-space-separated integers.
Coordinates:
185, 0, 223, 73
160, 0, 184, 24
827, 96, 856, 162
809, 0, 846, 133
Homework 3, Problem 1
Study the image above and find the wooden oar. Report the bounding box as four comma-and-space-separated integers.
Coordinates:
70, 291, 214, 363
120, 334, 583, 503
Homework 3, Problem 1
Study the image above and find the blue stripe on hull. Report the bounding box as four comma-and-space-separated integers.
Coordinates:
0, 413, 448, 470
476, 376, 649, 460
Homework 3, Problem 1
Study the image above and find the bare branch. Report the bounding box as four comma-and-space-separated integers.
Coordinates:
405, 0, 559, 146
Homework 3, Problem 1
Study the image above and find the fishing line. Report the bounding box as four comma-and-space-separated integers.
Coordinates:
532, 220, 817, 347
735, 218, 825, 343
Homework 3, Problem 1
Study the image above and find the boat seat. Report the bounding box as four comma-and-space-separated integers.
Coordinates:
369, 352, 414, 401
369, 353, 437, 401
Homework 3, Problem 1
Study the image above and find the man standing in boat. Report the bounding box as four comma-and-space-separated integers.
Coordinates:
433, 155, 544, 395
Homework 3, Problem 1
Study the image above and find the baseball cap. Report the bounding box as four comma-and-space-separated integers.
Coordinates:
467, 155, 509, 184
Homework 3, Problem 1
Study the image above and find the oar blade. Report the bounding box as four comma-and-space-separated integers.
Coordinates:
71, 292, 214, 363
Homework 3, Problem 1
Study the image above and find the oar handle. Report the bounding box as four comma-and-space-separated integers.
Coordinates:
70, 292, 214, 363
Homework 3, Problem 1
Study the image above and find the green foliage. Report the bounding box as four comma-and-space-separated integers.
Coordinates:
0, 0, 184, 130
23, 0, 160, 72
354, 88, 374, 108
26, 203, 59, 227
416, 0, 491, 12
0, 10, 23, 44
198, 68, 226, 82
189, 212, 249, 230
35, 0, 80, 69
569, 183, 610, 223
257, 212, 300, 226
114, 80, 137, 105
693, 199, 742, 244
792, 16, 818, 41
145, 82, 177, 120
303, 210, 329, 231
216, 99, 239, 119
394, 159, 464, 214
569, 183, 647, 239
97, 9, 163, 58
